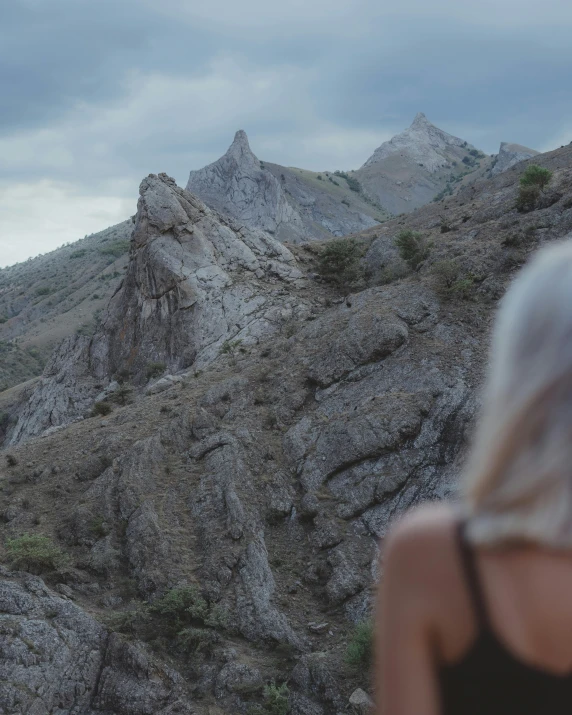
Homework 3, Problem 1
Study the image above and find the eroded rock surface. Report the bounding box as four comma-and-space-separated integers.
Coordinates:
0, 573, 194, 714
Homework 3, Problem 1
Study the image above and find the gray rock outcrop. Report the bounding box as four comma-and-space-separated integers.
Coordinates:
0, 573, 194, 714
10, 173, 310, 443
491, 141, 540, 176
187, 130, 380, 241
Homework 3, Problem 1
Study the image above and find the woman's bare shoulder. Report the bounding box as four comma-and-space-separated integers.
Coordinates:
383, 502, 458, 569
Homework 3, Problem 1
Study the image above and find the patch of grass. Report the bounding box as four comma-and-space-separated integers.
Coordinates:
345, 620, 374, 668
98, 240, 130, 258
6, 533, 68, 573
220, 339, 242, 356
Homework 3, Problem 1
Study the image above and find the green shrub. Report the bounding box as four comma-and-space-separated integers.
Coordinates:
109, 385, 132, 406
317, 174, 323, 180
106, 585, 228, 649
105, 608, 148, 634
334, 171, 361, 193
92, 401, 112, 417
247, 683, 290, 715
69, 249, 87, 259
150, 586, 208, 623
345, 620, 374, 668
450, 277, 475, 299
36, 286, 52, 296
502, 233, 523, 248
394, 230, 430, 270
432, 260, 460, 292
520, 164, 552, 191
146, 361, 166, 380
6, 453, 18, 467
6, 533, 67, 573
318, 237, 363, 288
177, 626, 221, 654
516, 185, 541, 213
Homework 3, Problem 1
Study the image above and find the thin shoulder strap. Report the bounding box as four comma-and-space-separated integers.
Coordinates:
456, 519, 490, 630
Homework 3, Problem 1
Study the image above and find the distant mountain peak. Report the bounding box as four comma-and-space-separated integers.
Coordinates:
360, 113, 468, 171
225, 129, 258, 165
411, 111, 431, 128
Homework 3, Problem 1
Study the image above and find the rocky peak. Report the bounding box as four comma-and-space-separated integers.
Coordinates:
361, 112, 469, 172
411, 111, 431, 128
224, 129, 259, 168
491, 141, 539, 176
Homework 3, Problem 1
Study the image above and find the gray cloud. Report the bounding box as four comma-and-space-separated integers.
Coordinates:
2, 0, 572, 266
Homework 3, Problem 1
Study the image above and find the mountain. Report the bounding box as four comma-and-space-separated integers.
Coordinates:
491, 141, 539, 176
1, 143, 572, 713
186, 130, 386, 242
354, 112, 494, 214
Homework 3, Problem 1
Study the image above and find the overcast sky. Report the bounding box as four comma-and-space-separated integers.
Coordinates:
2, 0, 572, 267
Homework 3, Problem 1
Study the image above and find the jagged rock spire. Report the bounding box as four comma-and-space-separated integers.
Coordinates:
226, 129, 257, 163
411, 112, 431, 128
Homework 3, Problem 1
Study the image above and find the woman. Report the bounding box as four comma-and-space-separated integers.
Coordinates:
376, 240, 572, 714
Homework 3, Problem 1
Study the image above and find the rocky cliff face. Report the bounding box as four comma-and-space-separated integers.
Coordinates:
187, 130, 382, 241
355, 112, 490, 214
491, 141, 540, 176
2, 144, 572, 713
9, 173, 310, 443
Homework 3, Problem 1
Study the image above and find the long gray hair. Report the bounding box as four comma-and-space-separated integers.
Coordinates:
465, 239, 572, 546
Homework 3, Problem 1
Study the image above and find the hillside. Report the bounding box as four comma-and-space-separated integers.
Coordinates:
0, 146, 571, 713
186, 130, 386, 242
0, 221, 132, 389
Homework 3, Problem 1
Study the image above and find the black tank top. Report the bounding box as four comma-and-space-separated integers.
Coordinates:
439, 521, 572, 714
